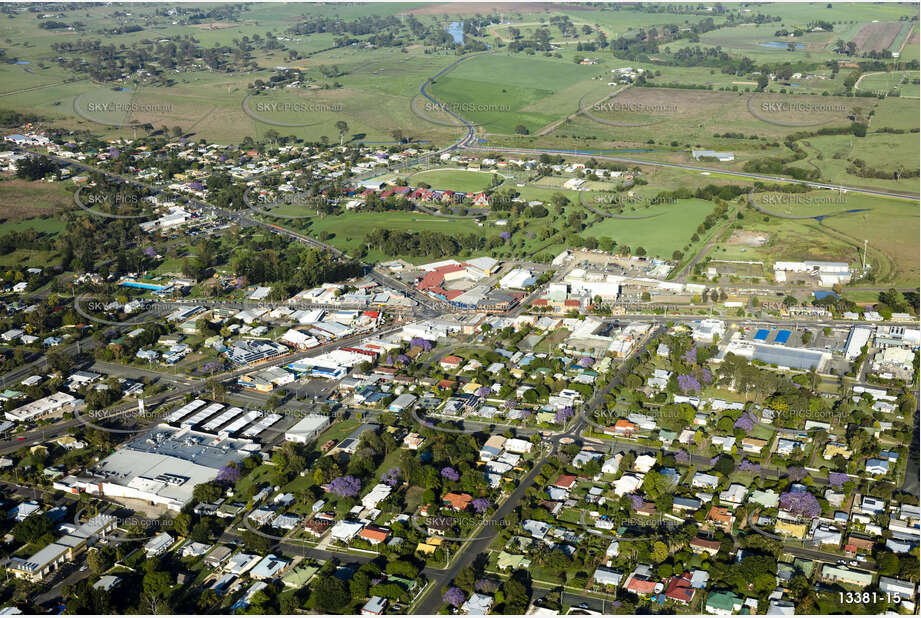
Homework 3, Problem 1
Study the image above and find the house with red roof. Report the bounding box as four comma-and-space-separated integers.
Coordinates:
624, 569, 659, 597
706, 506, 734, 532
690, 536, 722, 556
607, 419, 637, 437
554, 474, 577, 490
440, 355, 463, 371
665, 573, 696, 604
359, 525, 391, 545
443, 492, 473, 511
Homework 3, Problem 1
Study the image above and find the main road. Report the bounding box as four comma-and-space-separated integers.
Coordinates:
463, 145, 920, 201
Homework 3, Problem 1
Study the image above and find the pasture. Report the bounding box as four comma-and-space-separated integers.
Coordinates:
857, 71, 920, 98
0, 180, 74, 222
794, 131, 920, 194
710, 190, 918, 286
426, 53, 600, 134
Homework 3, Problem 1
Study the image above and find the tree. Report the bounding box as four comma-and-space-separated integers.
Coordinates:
241, 529, 272, 554
15, 155, 58, 181
335, 120, 349, 145
651, 541, 669, 563
311, 576, 350, 612
193, 481, 224, 503
514, 124, 530, 135
501, 570, 532, 614
13, 513, 54, 544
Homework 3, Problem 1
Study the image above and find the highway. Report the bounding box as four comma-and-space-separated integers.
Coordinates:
463, 145, 921, 200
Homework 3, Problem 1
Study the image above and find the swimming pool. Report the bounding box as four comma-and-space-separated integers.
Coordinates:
119, 281, 169, 291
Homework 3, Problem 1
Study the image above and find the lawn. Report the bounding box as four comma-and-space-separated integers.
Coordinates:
278, 210, 500, 263
584, 198, 717, 260
0, 215, 67, 236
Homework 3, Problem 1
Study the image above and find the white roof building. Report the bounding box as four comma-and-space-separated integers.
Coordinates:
144, 532, 174, 557
361, 483, 393, 510
284, 414, 330, 443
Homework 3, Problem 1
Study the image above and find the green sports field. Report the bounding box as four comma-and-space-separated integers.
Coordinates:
584, 198, 716, 260
407, 169, 497, 192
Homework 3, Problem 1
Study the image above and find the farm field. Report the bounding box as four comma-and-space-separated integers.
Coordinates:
0, 215, 67, 236
425, 53, 601, 135
0, 179, 74, 222
754, 3, 917, 23
698, 23, 838, 58
870, 97, 921, 130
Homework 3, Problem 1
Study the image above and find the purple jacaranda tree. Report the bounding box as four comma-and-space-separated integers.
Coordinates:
441, 467, 460, 482
786, 466, 808, 481
780, 490, 820, 518
739, 459, 761, 473
410, 337, 433, 352
217, 463, 241, 484
144, 246, 157, 258
828, 472, 849, 488
475, 386, 491, 398
504, 399, 516, 410
471, 498, 490, 514
555, 406, 574, 424
475, 579, 498, 594
108, 147, 120, 158
675, 450, 690, 464
578, 356, 594, 368
500, 231, 511, 241
700, 368, 713, 384
628, 494, 644, 510
708, 456, 720, 466
381, 467, 401, 488
396, 354, 410, 365
677, 374, 702, 393
328, 475, 361, 498
733, 411, 755, 432
682, 347, 698, 364
385, 354, 394, 366
443, 587, 466, 608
